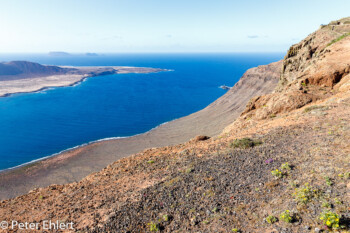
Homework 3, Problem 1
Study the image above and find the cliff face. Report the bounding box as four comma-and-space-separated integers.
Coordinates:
279, 16, 350, 89
241, 17, 350, 120
1, 18, 350, 233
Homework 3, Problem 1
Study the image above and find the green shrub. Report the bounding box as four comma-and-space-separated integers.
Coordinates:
271, 169, 284, 179
163, 214, 169, 221
319, 211, 340, 229
230, 138, 262, 149
266, 215, 278, 224
185, 168, 194, 173
322, 201, 331, 208
281, 162, 291, 171
293, 183, 315, 204
325, 176, 333, 186
338, 172, 350, 179
148, 222, 159, 232
280, 210, 293, 223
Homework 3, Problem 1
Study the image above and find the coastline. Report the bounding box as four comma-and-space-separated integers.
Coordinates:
0, 120, 171, 174
0, 66, 166, 98
0, 61, 282, 200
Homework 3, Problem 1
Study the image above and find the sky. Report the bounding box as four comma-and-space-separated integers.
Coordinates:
0, 0, 349, 53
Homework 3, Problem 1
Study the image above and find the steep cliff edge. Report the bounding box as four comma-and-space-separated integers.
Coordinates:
279, 17, 350, 88
241, 17, 350, 120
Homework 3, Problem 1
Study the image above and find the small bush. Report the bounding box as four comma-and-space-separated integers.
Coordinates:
281, 162, 291, 171
148, 222, 159, 232
325, 176, 333, 186
266, 215, 278, 224
338, 172, 350, 179
322, 201, 331, 208
185, 168, 194, 173
334, 198, 342, 205
319, 211, 340, 229
293, 183, 315, 204
163, 215, 169, 221
230, 138, 262, 149
280, 210, 293, 223
271, 169, 284, 179
147, 160, 155, 164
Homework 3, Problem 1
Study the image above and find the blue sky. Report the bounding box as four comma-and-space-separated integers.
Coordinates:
0, 0, 349, 53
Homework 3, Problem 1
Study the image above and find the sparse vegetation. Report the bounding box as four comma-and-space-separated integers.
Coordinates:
327, 32, 350, 47
163, 214, 169, 221
325, 176, 333, 186
147, 160, 155, 164
266, 215, 278, 224
280, 210, 293, 223
148, 222, 160, 232
319, 211, 340, 230
185, 167, 194, 173
271, 169, 283, 178
293, 183, 315, 204
281, 162, 291, 171
303, 105, 324, 113
322, 201, 331, 208
338, 172, 350, 179
230, 138, 262, 149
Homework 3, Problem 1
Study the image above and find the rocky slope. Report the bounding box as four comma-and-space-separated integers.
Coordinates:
0, 17, 350, 233
242, 17, 350, 120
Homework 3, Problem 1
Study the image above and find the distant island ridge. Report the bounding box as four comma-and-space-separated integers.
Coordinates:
48, 51, 100, 56
0, 61, 166, 97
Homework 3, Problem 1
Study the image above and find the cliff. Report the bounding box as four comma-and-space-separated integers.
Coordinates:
0, 17, 350, 233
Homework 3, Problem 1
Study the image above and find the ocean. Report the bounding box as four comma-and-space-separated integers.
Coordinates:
0, 53, 283, 171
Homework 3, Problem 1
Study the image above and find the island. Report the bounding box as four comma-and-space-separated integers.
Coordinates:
0, 61, 166, 97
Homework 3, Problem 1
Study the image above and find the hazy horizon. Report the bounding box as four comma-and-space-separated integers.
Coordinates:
0, 0, 349, 53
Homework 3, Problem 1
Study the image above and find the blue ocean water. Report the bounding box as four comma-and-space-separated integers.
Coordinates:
0, 53, 283, 170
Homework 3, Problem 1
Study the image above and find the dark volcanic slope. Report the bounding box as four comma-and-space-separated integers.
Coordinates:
0, 60, 282, 200
0, 61, 76, 80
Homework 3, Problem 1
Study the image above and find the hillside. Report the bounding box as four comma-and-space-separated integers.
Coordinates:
0, 61, 75, 80
0, 17, 349, 232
